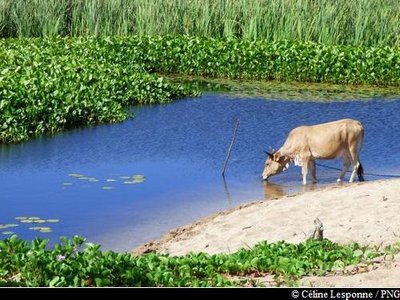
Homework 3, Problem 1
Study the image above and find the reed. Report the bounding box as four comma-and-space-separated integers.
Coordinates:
0, 0, 400, 46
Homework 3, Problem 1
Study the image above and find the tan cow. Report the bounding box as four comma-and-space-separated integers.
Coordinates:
262, 119, 365, 185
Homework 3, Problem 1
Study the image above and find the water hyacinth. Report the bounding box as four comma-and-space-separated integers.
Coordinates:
0, 36, 198, 144
0, 235, 382, 287
1, 36, 400, 145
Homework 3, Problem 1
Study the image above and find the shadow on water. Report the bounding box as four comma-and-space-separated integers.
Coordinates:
1, 93, 400, 251
262, 182, 286, 200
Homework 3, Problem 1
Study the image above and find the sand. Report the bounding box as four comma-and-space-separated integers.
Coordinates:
133, 179, 400, 287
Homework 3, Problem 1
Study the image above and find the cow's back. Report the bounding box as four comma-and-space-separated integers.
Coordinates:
282, 119, 364, 159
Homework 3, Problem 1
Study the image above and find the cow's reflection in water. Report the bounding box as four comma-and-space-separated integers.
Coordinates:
300, 183, 319, 194
263, 181, 320, 200
262, 181, 285, 200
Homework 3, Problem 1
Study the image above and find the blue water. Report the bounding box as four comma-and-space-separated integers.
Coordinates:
1, 94, 400, 251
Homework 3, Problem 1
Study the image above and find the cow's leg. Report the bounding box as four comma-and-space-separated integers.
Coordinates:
301, 157, 310, 185
348, 147, 361, 183
337, 158, 350, 182
309, 160, 317, 183
349, 161, 360, 183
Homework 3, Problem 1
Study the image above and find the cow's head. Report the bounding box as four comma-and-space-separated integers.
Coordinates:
262, 151, 291, 181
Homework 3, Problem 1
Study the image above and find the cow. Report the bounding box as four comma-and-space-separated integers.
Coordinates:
262, 119, 365, 185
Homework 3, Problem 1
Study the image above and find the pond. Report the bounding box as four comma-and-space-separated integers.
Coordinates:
1, 93, 400, 251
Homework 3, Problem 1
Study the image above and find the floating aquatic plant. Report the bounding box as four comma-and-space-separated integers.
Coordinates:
68, 174, 84, 178
29, 227, 52, 233
20, 220, 34, 223
1, 231, 15, 235
0, 224, 19, 230
33, 220, 46, 224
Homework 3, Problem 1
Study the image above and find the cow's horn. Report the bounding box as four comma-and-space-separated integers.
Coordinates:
264, 150, 273, 156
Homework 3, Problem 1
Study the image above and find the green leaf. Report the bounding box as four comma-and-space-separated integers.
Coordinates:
49, 276, 60, 287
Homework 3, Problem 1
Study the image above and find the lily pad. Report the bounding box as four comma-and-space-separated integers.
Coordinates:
132, 179, 145, 184
68, 173, 84, 177
102, 186, 113, 190
78, 177, 90, 180
28, 217, 40, 220
88, 179, 99, 182
20, 219, 34, 223
29, 226, 52, 233
132, 175, 145, 183
4, 224, 18, 228
106, 179, 117, 182
119, 176, 130, 179
123, 181, 136, 184
33, 219, 46, 223
46, 219, 60, 223
63, 182, 73, 186
15, 217, 28, 220
0, 225, 8, 229
29, 227, 42, 231
2, 231, 15, 235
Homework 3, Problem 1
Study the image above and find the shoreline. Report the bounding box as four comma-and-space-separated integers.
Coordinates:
133, 179, 400, 256
133, 178, 400, 286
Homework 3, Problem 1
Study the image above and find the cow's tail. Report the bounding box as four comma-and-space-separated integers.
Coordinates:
357, 123, 365, 182
357, 162, 365, 182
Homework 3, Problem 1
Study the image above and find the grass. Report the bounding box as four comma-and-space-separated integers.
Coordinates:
0, 0, 400, 46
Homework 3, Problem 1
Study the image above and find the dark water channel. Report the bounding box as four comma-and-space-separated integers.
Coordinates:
1, 93, 400, 251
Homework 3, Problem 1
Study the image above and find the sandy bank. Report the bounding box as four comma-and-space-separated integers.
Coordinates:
133, 179, 400, 286
134, 179, 400, 256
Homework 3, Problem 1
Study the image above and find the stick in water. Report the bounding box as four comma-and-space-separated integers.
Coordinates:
222, 119, 240, 177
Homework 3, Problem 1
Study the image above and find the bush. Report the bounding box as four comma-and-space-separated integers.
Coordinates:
0, 37, 198, 143
0, 235, 380, 287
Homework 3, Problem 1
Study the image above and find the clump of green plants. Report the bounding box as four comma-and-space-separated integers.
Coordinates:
0, 235, 380, 287
0, 37, 198, 143
133, 36, 400, 85
2, 36, 400, 144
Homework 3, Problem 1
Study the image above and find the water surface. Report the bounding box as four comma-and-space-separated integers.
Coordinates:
1, 94, 400, 251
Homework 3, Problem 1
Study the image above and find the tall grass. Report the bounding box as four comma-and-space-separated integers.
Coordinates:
0, 0, 400, 46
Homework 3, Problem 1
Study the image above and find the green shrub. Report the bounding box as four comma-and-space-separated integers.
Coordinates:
0, 37, 197, 143
2, 36, 400, 144
132, 36, 400, 85
0, 235, 380, 287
